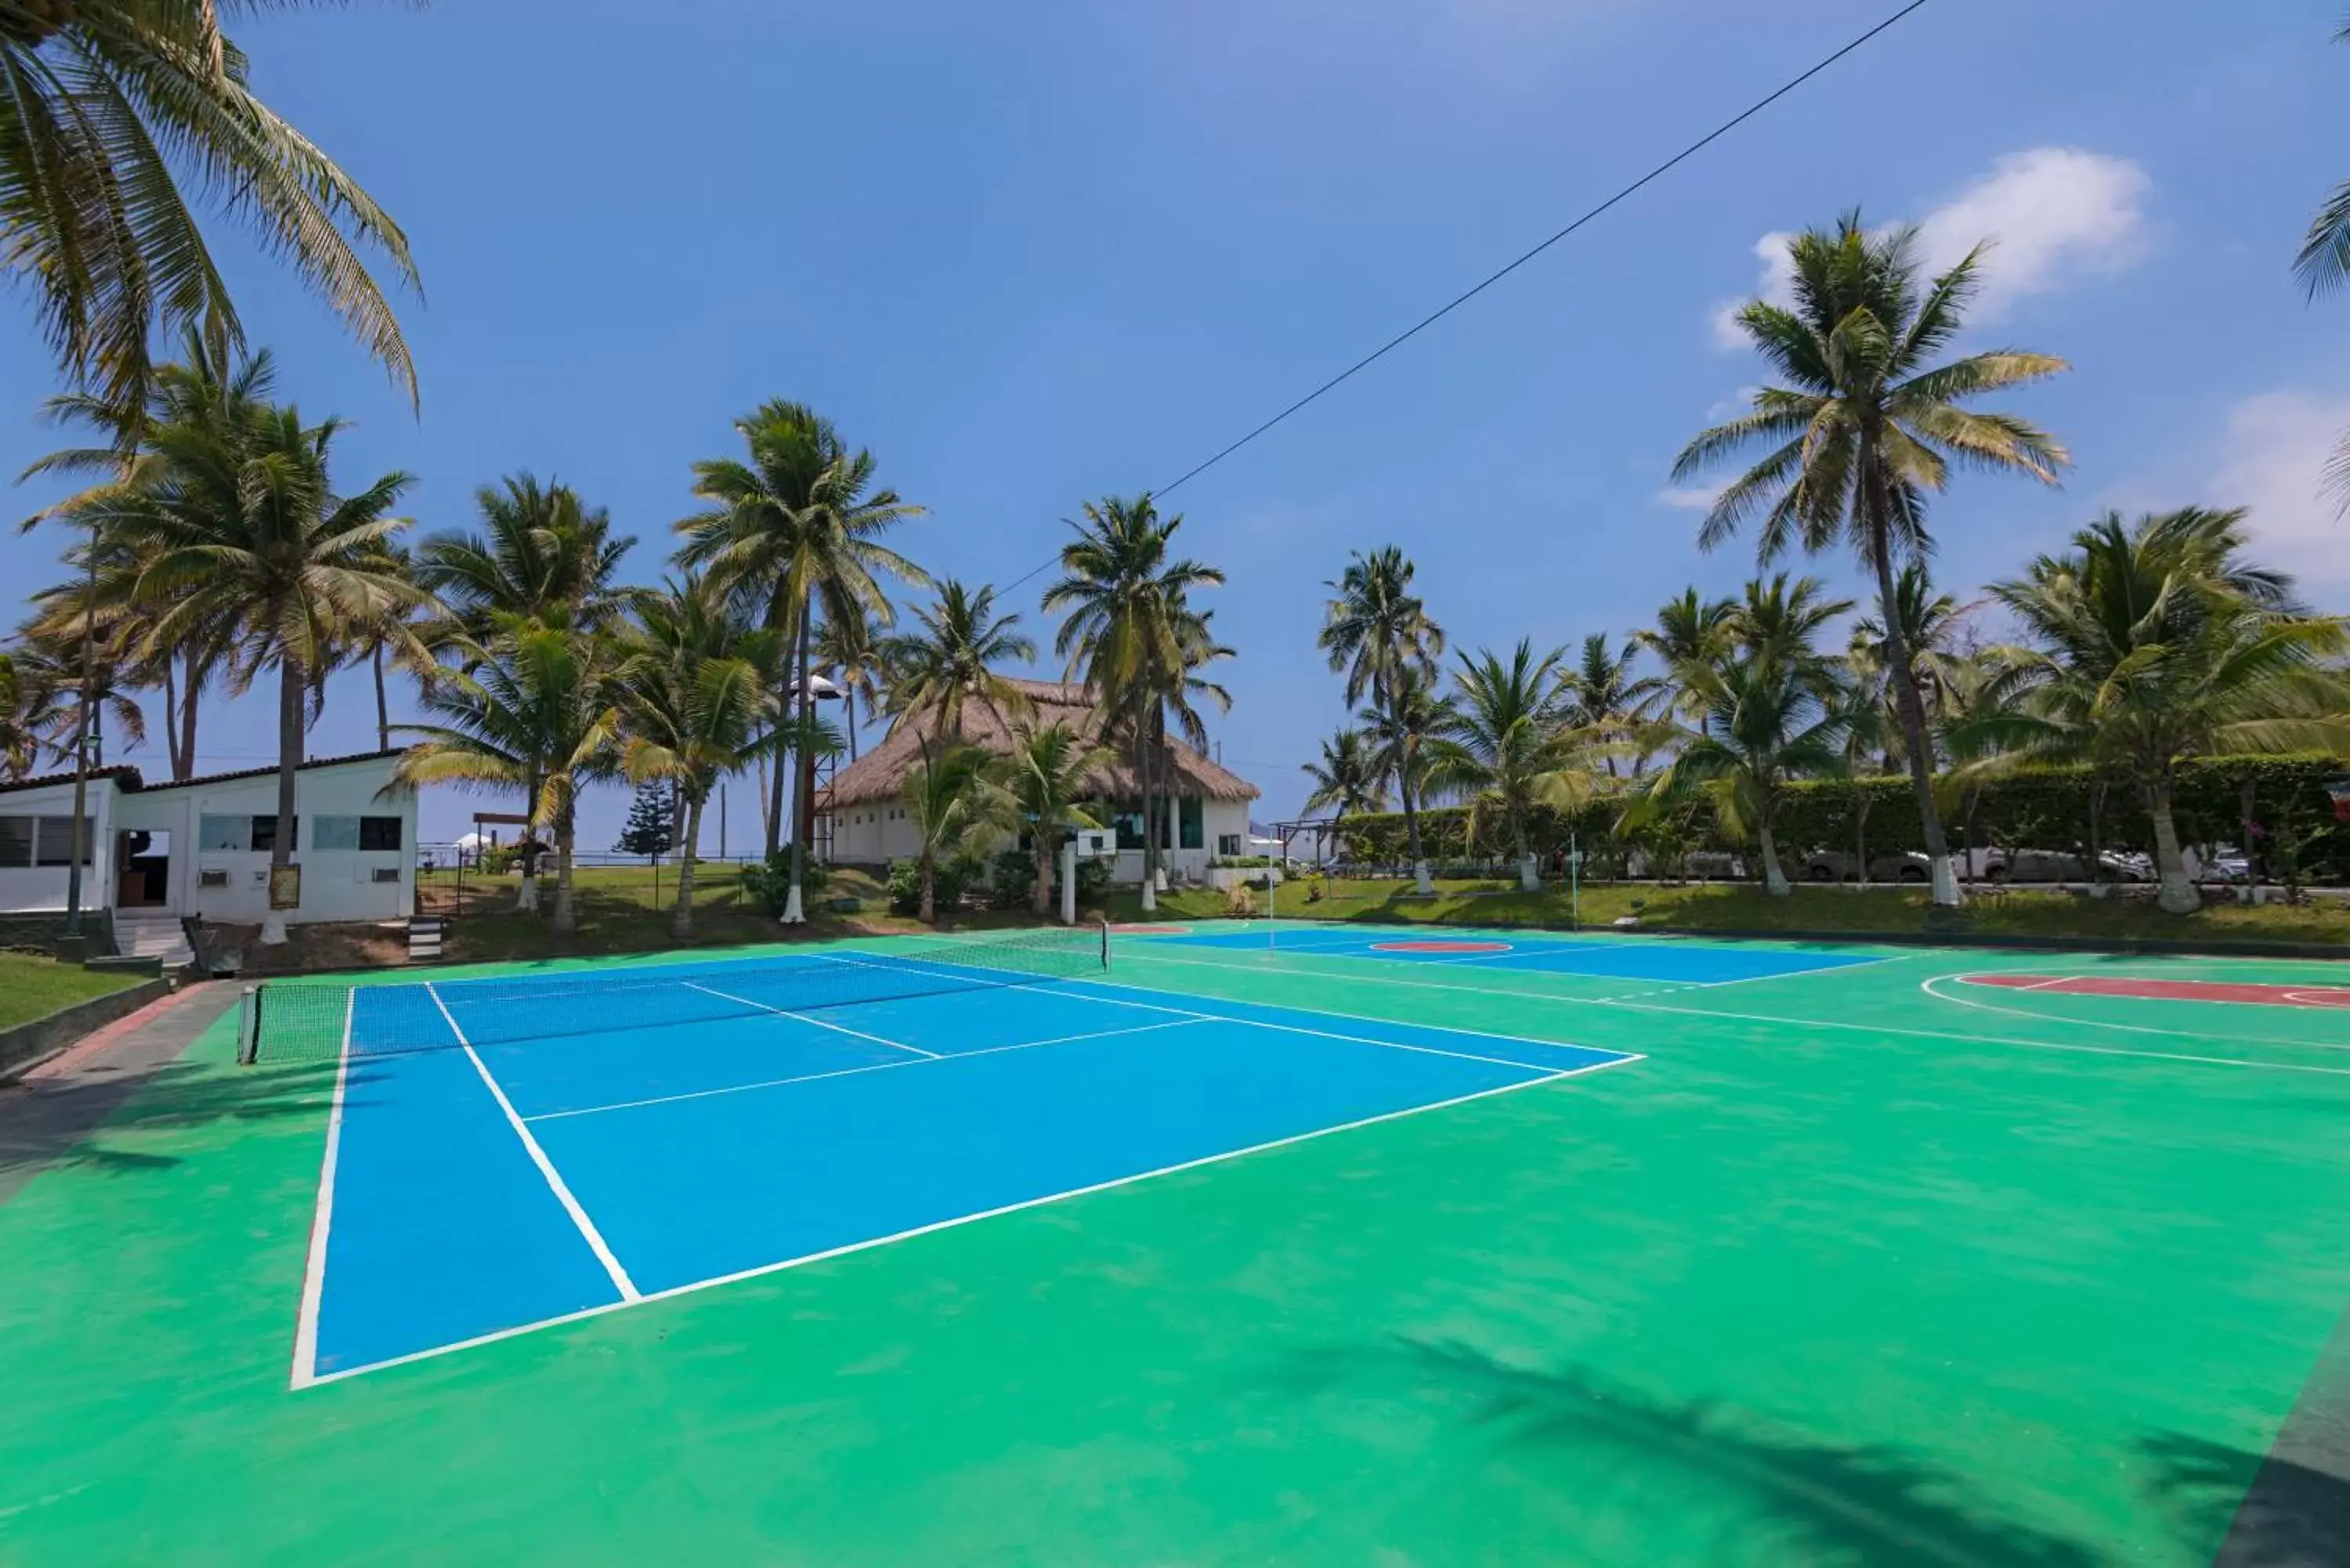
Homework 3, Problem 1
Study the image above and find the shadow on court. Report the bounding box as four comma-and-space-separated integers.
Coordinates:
0, 1057, 346, 1194
2141, 1431, 2350, 1567
1269, 1337, 2113, 1566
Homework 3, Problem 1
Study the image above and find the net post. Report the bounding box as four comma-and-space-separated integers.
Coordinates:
237, 984, 258, 1066
1100, 915, 1112, 972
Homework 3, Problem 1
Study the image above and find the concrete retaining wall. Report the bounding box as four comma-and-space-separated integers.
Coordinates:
0, 977, 170, 1081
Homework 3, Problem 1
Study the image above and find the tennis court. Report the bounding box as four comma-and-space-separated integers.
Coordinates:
7, 920, 2350, 1566
248, 929, 1635, 1382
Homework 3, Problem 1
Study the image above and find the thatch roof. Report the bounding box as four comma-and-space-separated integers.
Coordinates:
816, 679, 1259, 809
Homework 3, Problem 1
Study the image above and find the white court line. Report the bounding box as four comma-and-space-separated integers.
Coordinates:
301, 1052, 1643, 1389
2017, 976, 2071, 991
1170, 938, 1909, 990
1121, 945, 2350, 1078
1918, 975, 2350, 1054
681, 980, 937, 1058
287, 988, 357, 1390
428, 982, 641, 1303
524, 1018, 1209, 1122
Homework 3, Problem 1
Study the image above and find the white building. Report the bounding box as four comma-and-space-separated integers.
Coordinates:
0, 750, 418, 938
815, 679, 1260, 885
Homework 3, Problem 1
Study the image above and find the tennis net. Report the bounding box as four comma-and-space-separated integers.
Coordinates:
237, 923, 1112, 1064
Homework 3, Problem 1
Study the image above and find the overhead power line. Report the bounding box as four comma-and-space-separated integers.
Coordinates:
1000, 0, 1933, 595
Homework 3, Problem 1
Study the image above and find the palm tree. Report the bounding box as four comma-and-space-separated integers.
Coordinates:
880, 580, 1037, 743
1044, 494, 1224, 912
2, 3, 420, 425
1635, 649, 1852, 897
51, 399, 425, 941
419, 475, 636, 643
1424, 641, 1600, 890
392, 620, 620, 932
815, 608, 887, 761
1301, 728, 1389, 858
2296, 19, 2350, 511
1730, 573, 1853, 694
616, 584, 779, 941
1631, 589, 1738, 728
1676, 212, 2071, 909
677, 400, 926, 917
1562, 634, 1649, 777
1963, 508, 2350, 913
1319, 546, 1444, 888
902, 742, 1014, 923
1363, 666, 1452, 876
0, 652, 36, 779
1002, 719, 1115, 915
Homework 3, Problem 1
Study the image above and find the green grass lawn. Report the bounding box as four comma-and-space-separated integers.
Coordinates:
1108, 876, 2350, 945
0, 952, 142, 1032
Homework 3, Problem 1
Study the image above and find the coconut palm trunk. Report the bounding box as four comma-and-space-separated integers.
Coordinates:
1864, 474, 1961, 908
178, 651, 202, 782
1401, 775, 1430, 893
517, 765, 543, 912
673, 793, 703, 940
2146, 780, 2199, 915
1034, 841, 1054, 917
551, 804, 578, 934
372, 645, 391, 750
782, 605, 815, 923
1757, 818, 1791, 897
263, 653, 305, 945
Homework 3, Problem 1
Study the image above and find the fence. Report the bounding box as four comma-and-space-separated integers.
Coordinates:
414, 845, 765, 917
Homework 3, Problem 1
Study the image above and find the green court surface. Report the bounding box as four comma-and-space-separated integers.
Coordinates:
5, 925, 2348, 1566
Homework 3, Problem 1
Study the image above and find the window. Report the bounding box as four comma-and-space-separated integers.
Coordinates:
249, 815, 294, 853
197, 815, 249, 852
34, 817, 94, 867
1112, 802, 1145, 851
0, 816, 31, 869
313, 815, 403, 851
1217, 833, 1242, 857
1179, 797, 1204, 851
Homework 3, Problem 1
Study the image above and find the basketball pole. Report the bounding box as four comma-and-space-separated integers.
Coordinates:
1060, 839, 1078, 927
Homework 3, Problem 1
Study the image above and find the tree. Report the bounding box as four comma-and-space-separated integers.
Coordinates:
1562, 633, 1648, 777
1730, 573, 1853, 697
1964, 508, 2350, 914
880, 580, 1036, 742
1300, 728, 1390, 855
1362, 666, 1452, 877
815, 608, 887, 761
1630, 589, 1737, 729
0, 652, 40, 779
1676, 212, 2070, 909
1044, 494, 1224, 912
60, 399, 425, 942
1632, 651, 1851, 898
392, 620, 620, 933
418, 475, 635, 644
902, 742, 1013, 923
2, 1, 418, 428
1319, 546, 1444, 889
2295, 19, 2350, 512
616, 781, 676, 857
1424, 641, 1601, 890
1001, 719, 1114, 915
677, 400, 925, 918
616, 581, 780, 940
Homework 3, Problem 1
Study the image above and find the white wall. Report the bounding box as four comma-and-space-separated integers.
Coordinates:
113, 758, 418, 926
823, 803, 923, 865
0, 778, 115, 916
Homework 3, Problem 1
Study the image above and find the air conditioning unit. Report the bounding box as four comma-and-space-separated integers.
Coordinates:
197, 869, 230, 889
369, 867, 402, 884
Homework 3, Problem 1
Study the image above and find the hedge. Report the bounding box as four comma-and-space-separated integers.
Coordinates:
1325, 754, 2350, 880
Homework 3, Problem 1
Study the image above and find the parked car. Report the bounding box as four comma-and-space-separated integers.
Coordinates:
1801, 850, 1932, 883
1979, 847, 2153, 883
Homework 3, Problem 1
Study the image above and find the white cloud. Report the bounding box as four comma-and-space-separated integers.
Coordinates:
2206, 390, 2350, 591
1705, 385, 1763, 421
1654, 481, 1728, 511
1708, 149, 2151, 349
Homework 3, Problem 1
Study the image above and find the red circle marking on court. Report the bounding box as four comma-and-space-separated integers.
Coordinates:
1370, 939, 1514, 954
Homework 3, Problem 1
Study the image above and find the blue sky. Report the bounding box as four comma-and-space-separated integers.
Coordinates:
4, 0, 2347, 847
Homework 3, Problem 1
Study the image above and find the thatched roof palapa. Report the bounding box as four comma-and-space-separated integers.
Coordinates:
815, 679, 1258, 810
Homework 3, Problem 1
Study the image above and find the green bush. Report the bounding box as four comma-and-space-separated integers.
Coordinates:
990, 848, 1036, 910
741, 852, 830, 916
887, 854, 985, 917
1074, 854, 1112, 905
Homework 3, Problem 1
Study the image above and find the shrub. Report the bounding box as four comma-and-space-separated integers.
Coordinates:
990, 848, 1036, 910
1074, 854, 1112, 905
888, 854, 983, 917
741, 852, 830, 917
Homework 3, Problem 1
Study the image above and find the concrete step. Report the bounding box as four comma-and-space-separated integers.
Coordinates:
113, 914, 194, 966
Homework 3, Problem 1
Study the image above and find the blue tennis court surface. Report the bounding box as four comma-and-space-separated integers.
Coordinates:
1136, 923, 1889, 985
297, 947, 1635, 1384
